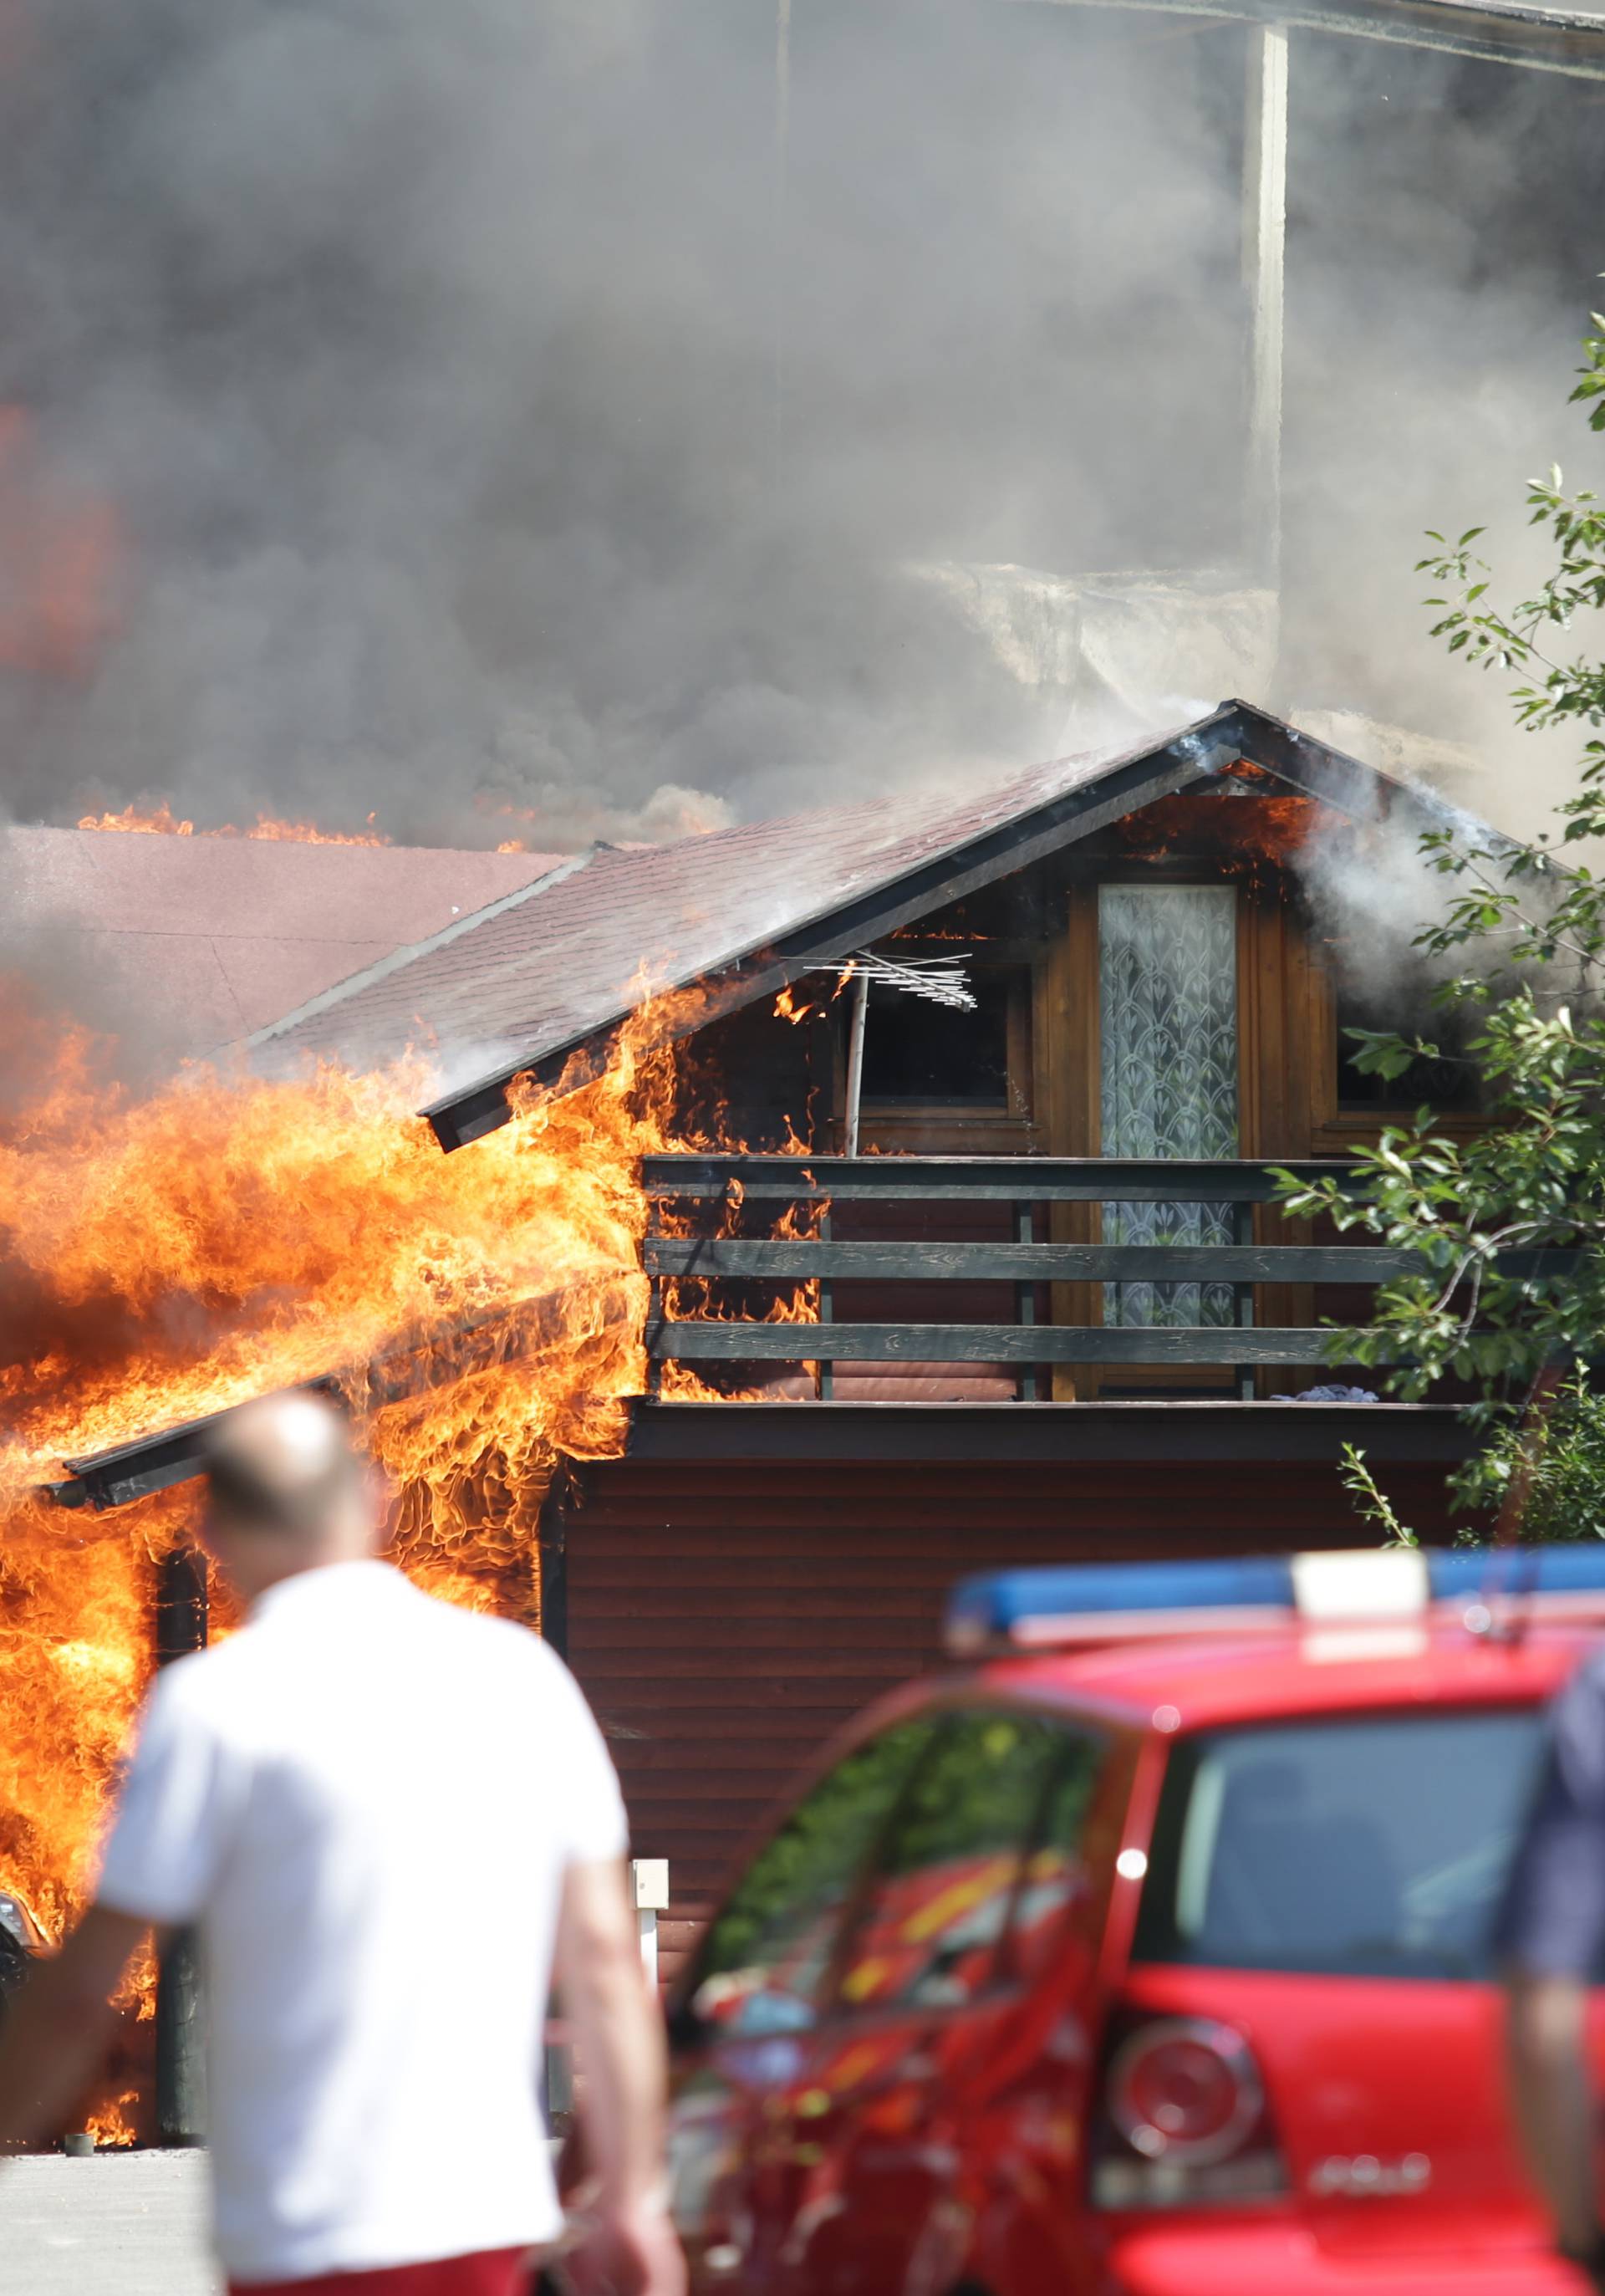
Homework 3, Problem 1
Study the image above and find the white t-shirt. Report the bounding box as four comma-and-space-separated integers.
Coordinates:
96, 1559, 628, 2285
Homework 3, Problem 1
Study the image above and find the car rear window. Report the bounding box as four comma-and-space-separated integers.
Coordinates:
1132, 1708, 1546, 1980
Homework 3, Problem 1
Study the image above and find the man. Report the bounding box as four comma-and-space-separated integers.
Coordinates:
1502, 1649, 1605, 2292
0, 1392, 684, 2296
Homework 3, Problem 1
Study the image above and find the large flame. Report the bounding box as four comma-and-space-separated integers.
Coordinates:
0, 945, 825, 2154
0, 1003, 703, 1964
75, 802, 390, 845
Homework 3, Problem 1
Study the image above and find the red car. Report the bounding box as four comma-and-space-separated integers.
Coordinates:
664, 1546, 1605, 2294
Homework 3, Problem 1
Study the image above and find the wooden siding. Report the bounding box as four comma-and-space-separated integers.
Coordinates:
560, 1452, 1460, 1990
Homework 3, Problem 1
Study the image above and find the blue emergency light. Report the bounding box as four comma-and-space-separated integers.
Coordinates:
945, 1544, 1605, 1656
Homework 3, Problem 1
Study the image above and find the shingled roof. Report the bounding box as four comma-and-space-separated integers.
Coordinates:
4, 826, 564, 1054
250, 700, 1450, 1151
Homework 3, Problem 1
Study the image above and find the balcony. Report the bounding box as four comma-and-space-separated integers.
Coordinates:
639, 1151, 1404, 1394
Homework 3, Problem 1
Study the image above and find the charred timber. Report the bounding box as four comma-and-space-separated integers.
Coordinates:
644, 1237, 1577, 1283
47, 1280, 633, 1513
625, 1398, 1477, 1465
154, 1549, 209, 2146
645, 1319, 1374, 1365
643, 1154, 1370, 1202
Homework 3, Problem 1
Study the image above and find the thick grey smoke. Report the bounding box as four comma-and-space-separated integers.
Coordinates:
0, 0, 1599, 848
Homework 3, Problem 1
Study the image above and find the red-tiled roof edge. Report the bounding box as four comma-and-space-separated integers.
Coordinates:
244, 843, 602, 1054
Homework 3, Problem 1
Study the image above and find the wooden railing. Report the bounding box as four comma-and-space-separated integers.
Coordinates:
640, 1154, 1565, 1401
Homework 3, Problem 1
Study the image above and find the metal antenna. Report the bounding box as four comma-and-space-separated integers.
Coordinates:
838, 950, 976, 1155
841, 950, 976, 1011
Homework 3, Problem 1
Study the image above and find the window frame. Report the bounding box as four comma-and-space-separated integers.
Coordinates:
812, 1697, 1116, 2029
850, 957, 1042, 1156
673, 1707, 940, 2042
1129, 1702, 1548, 1984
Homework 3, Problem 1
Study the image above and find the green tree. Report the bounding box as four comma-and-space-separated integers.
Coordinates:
1278, 312, 1605, 1537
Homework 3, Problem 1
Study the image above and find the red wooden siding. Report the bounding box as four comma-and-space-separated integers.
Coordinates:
560, 1453, 1457, 1990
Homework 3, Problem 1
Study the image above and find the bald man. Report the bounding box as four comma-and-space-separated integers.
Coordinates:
0, 1393, 684, 2296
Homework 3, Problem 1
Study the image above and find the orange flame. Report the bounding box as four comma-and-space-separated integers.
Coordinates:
85, 2092, 139, 2149
1111, 774, 1323, 873
0, 953, 820, 2135
75, 803, 390, 845
0, 997, 716, 1957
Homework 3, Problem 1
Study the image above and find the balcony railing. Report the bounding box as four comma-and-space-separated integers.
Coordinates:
640, 1153, 1547, 1401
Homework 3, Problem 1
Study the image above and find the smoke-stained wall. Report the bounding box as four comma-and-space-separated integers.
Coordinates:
0, 0, 1599, 848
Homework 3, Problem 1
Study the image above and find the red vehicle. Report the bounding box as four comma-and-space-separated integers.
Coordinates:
663, 1546, 1605, 2294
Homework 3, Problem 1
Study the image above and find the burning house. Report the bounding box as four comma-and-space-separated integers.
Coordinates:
3, 0, 1605, 2181
5, 698, 1511, 2050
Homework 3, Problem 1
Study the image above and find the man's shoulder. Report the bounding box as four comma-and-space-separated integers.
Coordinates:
132, 1633, 267, 1758
407, 1589, 567, 1687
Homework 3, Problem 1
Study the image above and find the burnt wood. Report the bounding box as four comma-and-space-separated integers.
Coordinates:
643, 1154, 1366, 1202
624, 1400, 1474, 1463
646, 1319, 1363, 1365
643, 1237, 1577, 1283
155, 1549, 209, 2147
54, 1282, 633, 1511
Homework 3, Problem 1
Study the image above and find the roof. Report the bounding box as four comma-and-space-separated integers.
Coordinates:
3, 825, 564, 1055
974, 1625, 1587, 1732
252, 698, 1466, 1151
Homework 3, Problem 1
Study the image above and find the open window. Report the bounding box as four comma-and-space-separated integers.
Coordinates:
854, 961, 1036, 1153
860, 970, 1013, 1106
1333, 983, 1481, 1115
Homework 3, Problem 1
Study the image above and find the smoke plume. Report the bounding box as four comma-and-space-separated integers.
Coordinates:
0, 0, 1600, 849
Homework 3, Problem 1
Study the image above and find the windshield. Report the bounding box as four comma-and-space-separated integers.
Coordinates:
1132, 1707, 1546, 1980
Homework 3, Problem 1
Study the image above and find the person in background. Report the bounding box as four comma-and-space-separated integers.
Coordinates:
0, 1391, 683, 2296
1501, 1651, 1605, 2293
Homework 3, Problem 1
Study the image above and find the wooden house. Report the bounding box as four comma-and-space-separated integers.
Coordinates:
63, 702, 1493, 1984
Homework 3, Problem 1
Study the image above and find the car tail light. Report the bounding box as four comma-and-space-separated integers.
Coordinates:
1090, 2015, 1288, 2210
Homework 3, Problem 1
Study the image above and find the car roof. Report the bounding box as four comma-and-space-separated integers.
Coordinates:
965, 1621, 1597, 1734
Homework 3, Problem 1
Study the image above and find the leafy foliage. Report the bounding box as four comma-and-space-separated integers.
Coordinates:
1339, 1442, 1419, 1549
1276, 317, 1605, 1530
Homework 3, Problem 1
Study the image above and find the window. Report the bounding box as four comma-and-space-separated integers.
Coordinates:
1006, 1728, 1109, 1984
860, 971, 1012, 1105
834, 1711, 1093, 2013
1335, 986, 1480, 1113
685, 1717, 936, 2037
1132, 1711, 1546, 1981
1099, 885, 1239, 1329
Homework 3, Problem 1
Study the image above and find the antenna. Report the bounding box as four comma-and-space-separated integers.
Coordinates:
838, 949, 976, 1155
841, 949, 976, 1012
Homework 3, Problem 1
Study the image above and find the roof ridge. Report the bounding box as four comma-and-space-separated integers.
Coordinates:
243, 843, 602, 1055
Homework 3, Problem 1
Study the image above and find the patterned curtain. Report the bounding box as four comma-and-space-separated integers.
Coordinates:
1098, 885, 1239, 1328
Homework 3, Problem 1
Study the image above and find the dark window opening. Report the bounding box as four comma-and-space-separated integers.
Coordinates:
1335, 987, 1480, 1113
860, 970, 1012, 1105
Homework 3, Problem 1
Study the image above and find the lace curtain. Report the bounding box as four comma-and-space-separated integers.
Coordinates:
1098, 885, 1239, 1328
